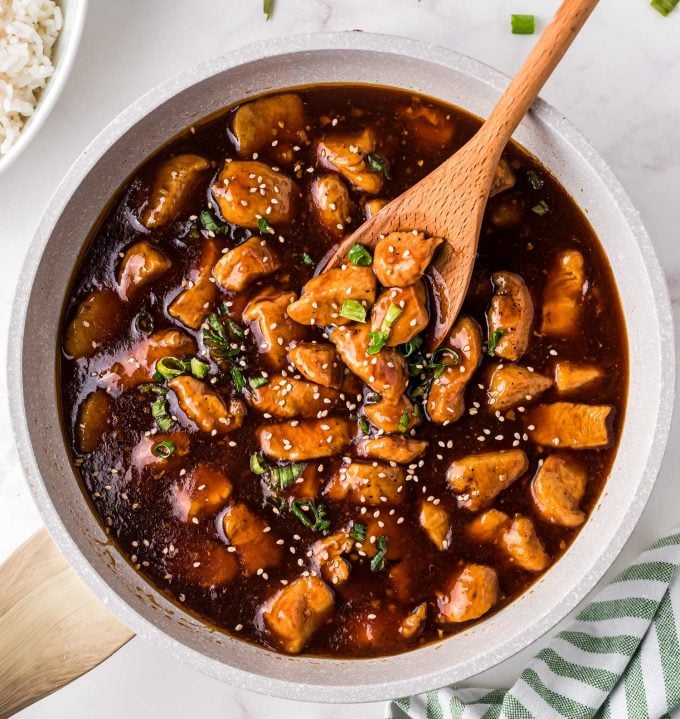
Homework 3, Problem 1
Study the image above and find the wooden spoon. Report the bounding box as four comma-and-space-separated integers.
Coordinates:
321, 0, 600, 350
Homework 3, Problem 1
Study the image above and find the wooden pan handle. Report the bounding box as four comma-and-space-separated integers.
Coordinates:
0, 528, 134, 717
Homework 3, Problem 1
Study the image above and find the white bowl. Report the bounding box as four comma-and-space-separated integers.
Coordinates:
0, 0, 88, 176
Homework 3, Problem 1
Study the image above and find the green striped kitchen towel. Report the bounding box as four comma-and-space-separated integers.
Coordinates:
387, 531, 680, 719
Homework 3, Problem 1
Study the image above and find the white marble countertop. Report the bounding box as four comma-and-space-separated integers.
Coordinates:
1, 0, 678, 716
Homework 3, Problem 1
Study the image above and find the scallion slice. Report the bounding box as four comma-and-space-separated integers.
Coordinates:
151, 439, 175, 458
349, 521, 367, 542
347, 244, 373, 266
155, 356, 187, 381
370, 534, 388, 571
397, 409, 411, 433
532, 200, 550, 216
487, 329, 506, 356
250, 453, 269, 475
511, 14, 535, 34
290, 500, 331, 534
190, 357, 210, 379
263, 0, 274, 19
151, 397, 173, 431
248, 375, 269, 389
366, 153, 391, 179
257, 217, 271, 234
339, 299, 367, 323
270, 462, 306, 490
367, 330, 389, 355
134, 310, 154, 336
651, 0, 679, 15
230, 365, 246, 392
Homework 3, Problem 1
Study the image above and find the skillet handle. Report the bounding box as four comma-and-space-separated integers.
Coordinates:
0, 528, 134, 717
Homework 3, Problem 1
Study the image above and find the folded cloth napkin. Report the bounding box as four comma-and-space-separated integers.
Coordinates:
387, 532, 680, 719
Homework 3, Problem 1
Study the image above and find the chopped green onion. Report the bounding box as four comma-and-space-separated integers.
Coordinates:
270, 462, 306, 490
250, 453, 269, 475
226, 318, 246, 338
651, 0, 679, 15
339, 299, 367, 323
367, 330, 389, 355
200, 210, 229, 235
151, 397, 173, 431
383, 303, 402, 328
358, 417, 370, 435
257, 217, 271, 234
347, 244, 373, 266
401, 335, 423, 358
190, 357, 210, 379
203, 313, 240, 363
511, 14, 535, 34
302, 252, 314, 266
290, 500, 331, 534
138, 383, 167, 395
487, 329, 506, 356
397, 409, 411, 433
366, 153, 391, 179
248, 375, 269, 389
155, 356, 188, 381
230, 365, 246, 392
134, 310, 154, 336
263, 0, 274, 19
151, 439, 175, 458
428, 347, 460, 378
527, 170, 544, 190
531, 200, 550, 216
349, 522, 367, 542
370, 535, 388, 571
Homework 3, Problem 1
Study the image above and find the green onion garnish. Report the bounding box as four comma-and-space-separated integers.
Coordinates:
250, 453, 269, 475
270, 462, 306, 491
651, 0, 679, 15
151, 397, 173, 431
151, 439, 175, 458
527, 170, 544, 190
290, 500, 331, 534
383, 303, 402, 327
134, 310, 154, 336
367, 330, 388, 355
397, 409, 411, 433
138, 383, 167, 395
230, 365, 246, 392
531, 200, 550, 216
370, 535, 388, 571
428, 347, 460, 378
190, 357, 210, 379
302, 252, 314, 266
248, 375, 269, 389
257, 217, 271, 234
401, 335, 423, 358
487, 329, 506, 357
340, 299, 367, 323
366, 153, 391, 180
358, 417, 370, 435
347, 244, 373, 266
263, 0, 274, 19
349, 522, 367, 542
155, 356, 188, 381
511, 14, 535, 34
200, 210, 229, 235
203, 313, 240, 363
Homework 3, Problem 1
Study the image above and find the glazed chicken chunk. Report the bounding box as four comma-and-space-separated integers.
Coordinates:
397, 104, 455, 147
447, 449, 529, 512
541, 249, 587, 337
223, 502, 283, 576
527, 402, 611, 449
364, 197, 388, 219
489, 158, 517, 197
213, 237, 282, 292
531, 454, 588, 527
373, 231, 444, 288
486, 364, 553, 412
554, 361, 603, 394
311, 532, 353, 586
419, 500, 452, 550
164, 538, 238, 588
242, 288, 305, 369
76, 389, 112, 453
140, 153, 210, 228
316, 127, 384, 194
400, 603, 428, 639
487, 271, 534, 361
330, 324, 408, 401
212, 160, 300, 228
263, 576, 335, 654
257, 417, 355, 460
246, 374, 339, 418
170, 465, 233, 523
327, 461, 406, 505
287, 264, 377, 326
288, 342, 343, 389
168, 239, 220, 329
64, 290, 123, 359
117, 240, 171, 300
131, 432, 191, 476
437, 564, 500, 624
311, 173, 352, 236
169, 375, 245, 435
356, 435, 428, 464
232, 93, 306, 156
427, 315, 483, 424
363, 393, 421, 434
370, 281, 429, 346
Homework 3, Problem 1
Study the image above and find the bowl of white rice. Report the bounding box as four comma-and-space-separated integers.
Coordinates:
0, 0, 87, 175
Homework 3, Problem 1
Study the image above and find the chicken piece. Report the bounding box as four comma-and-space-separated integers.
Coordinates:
489, 158, 516, 197
169, 376, 245, 435
169, 465, 232, 522
373, 231, 444, 288
527, 402, 611, 449
531, 454, 588, 527
223, 502, 283, 576
397, 104, 454, 147
257, 417, 354, 461
363, 394, 420, 433
486, 364, 553, 412
554, 361, 603, 394
437, 564, 500, 624
64, 290, 123, 359
311, 174, 352, 236
117, 240, 171, 300
341, 606, 406, 651
213, 237, 281, 292
140, 154, 210, 228
212, 160, 300, 228
168, 238, 221, 330
355, 435, 428, 464
76, 390, 112, 453
291, 463, 322, 500
164, 537, 238, 588
130, 432, 191, 476
399, 603, 428, 639
487, 271, 534, 361
330, 324, 408, 401
489, 196, 525, 228
468, 510, 550, 573
326, 462, 406, 505
311, 532, 353, 586
316, 127, 383, 194
427, 315, 483, 424
242, 288, 305, 369
447, 449, 529, 512
541, 250, 587, 337
388, 558, 419, 603
370, 281, 429, 346
232, 93, 306, 155
104, 329, 197, 390
287, 264, 376, 327
246, 374, 339, 418
419, 500, 451, 550
288, 342, 343, 389
263, 576, 335, 654
364, 198, 388, 219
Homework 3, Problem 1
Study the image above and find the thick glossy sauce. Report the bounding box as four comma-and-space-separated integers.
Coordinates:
60, 85, 627, 657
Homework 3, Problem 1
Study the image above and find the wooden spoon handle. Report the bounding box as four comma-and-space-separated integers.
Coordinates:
0, 528, 134, 717
479, 0, 600, 154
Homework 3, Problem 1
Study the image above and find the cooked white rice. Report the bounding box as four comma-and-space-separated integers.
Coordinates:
0, 0, 63, 154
